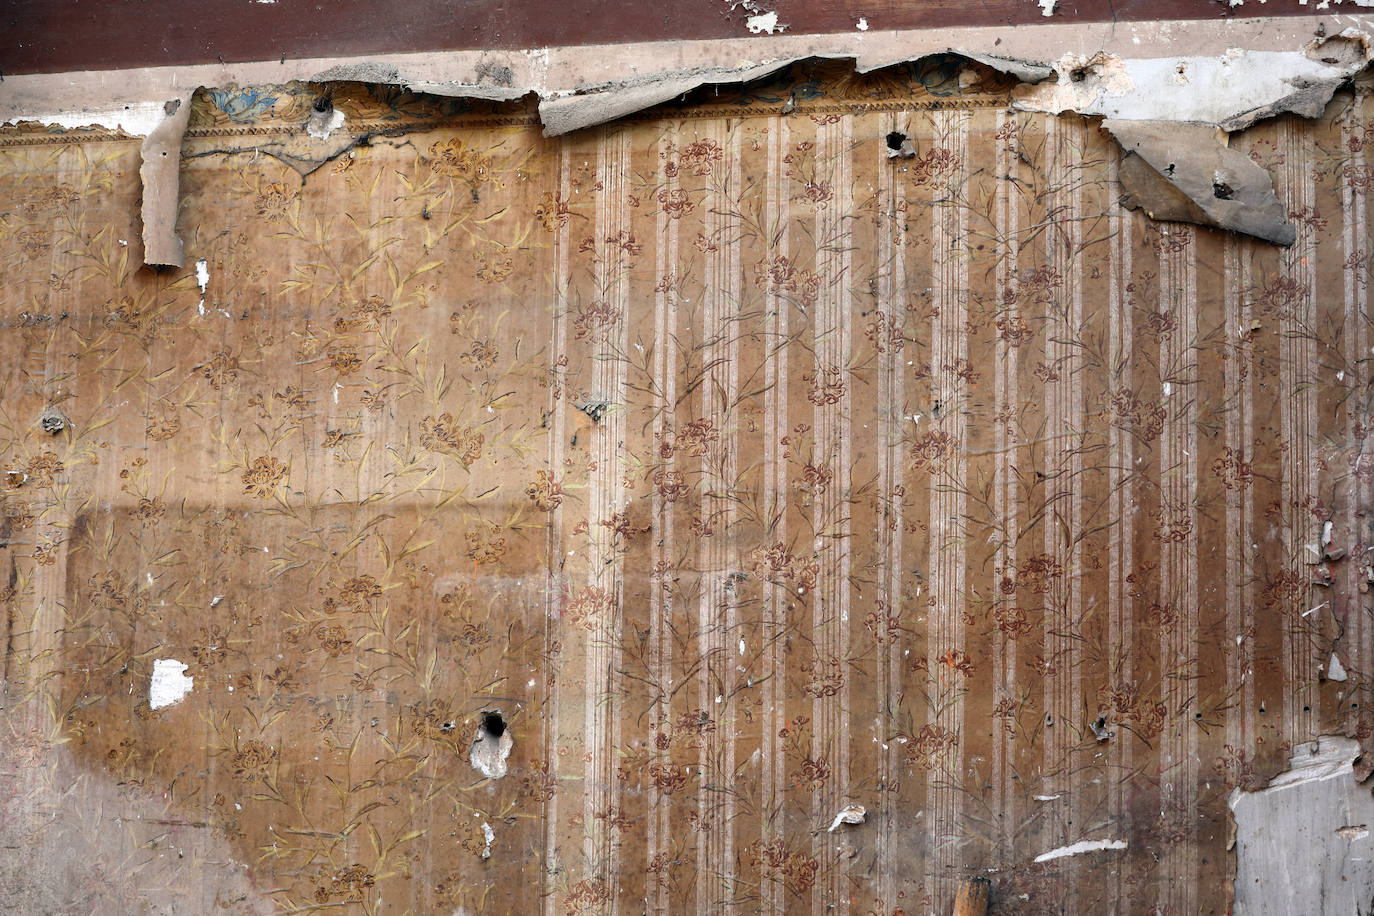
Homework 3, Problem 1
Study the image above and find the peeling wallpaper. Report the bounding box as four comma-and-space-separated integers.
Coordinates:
1, 63, 1372, 914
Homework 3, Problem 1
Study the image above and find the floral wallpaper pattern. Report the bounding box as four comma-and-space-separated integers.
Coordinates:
1, 61, 1372, 914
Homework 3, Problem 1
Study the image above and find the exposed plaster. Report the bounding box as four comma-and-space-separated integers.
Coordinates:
1230, 736, 1374, 914
468, 711, 513, 780
3, 15, 1371, 263
746, 11, 785, 34
1033, 838, 1128, 863
195, 258, 209, 315
1011, 31, 1372, 131
480, 821, 495, 859
305, 105, 346, 140
149, 658, 193, 710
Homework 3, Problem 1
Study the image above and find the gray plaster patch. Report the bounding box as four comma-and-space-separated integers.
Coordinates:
1230, 736, 1374, 914
468, 710, 513, 779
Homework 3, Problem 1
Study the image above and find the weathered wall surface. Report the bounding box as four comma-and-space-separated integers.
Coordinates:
3, 0, 1314, 75
1, 63, 1372, 913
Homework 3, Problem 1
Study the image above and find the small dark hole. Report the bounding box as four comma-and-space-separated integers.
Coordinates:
481, 710, 506, 738
1070, 67, 1087, 82
313, 96, 333, 114
1194, 712, 1202, 719
441, 720, 454, 732
1213, 180, 1234, 200
1303, 705, 1311, 712
886, 131, 907, 151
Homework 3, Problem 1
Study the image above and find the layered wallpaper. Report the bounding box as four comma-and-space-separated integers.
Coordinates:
1, 60, 1372, 914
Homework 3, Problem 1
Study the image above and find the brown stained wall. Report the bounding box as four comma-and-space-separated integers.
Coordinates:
0, 63, 1371, 913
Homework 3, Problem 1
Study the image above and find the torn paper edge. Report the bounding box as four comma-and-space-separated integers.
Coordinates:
827, 804, 867, 832
138, 94, 195, 268
5, 14, 1369, 267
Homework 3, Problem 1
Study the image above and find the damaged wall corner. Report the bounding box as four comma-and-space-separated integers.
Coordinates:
138, 93, 194, 268
1230, 737, 1374, 914
1104, 120, 1296, 246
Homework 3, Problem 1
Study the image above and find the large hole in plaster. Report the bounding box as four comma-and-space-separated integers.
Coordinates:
469, 709, 513, 779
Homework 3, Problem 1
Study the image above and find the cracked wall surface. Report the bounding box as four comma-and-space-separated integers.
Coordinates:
2, 64, 1374, 912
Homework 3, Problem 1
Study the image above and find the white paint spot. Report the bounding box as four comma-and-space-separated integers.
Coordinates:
480, 821, 495, 859
1034, 794, 1061, 801
1033, 838, 1127, 862
150, 659, 193, 709
1038, 0, 1057, 15
195, 259, 209, 315
856, 16, 869, 30
746, 10, 783, 33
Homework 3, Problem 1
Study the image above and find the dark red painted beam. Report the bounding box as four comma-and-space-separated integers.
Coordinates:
1, 0, 1309, 76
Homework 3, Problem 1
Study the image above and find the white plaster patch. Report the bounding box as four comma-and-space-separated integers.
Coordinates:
480, 821, 495, 859
1329, 652, 1349, 681
469, 717, 514, 779
746, 11, 783, 34
195, 258, 209, 315
1038, 0, 1057, 16
1232, 737, 1374, 914
856, 17, 869, 30
307, 107, 346, 140
3, 101, 170, 136
1016, 41, 1373, 131
1033, 838, 1127, 862
150, 658, 193, 709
